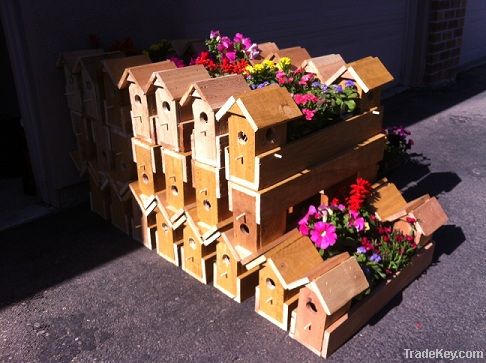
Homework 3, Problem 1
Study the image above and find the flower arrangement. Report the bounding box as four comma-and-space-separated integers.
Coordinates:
194, 31, 260, 77
381, 126, 414, 173
298, 177, 418, 287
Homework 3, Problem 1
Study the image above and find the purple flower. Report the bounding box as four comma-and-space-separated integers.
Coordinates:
356, 246, 367, 254
344, 80, 355, 87
233, 33, 244, 43
370, 253, 382, 263
332, 84, 343, 93
349, 210, 365, 232
321, 84, 328, 92
311, 81, 321, 88
209, 30, 220, 40
247, 43, 260, 59
225, 51, 236, 62
256, 81, 270, 89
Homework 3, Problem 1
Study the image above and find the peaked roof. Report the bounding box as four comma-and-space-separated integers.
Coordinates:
308, 256, 369, 315
250, 42, 280, 64
226, 84, 302, 131
57, 49, 103, 71
266, 235, 324, 290
179, 74, 250, 110
118, 60, 177, 90
73, 51, 123, 81
369, 179, 407, 221
171, 39, 206, 57
145, 64, 210, 99
102, 54, 151, 87
302, 54, 346, 85
271, 47, 311, 68
410, 196, 448, 236
346, 56, 394, 92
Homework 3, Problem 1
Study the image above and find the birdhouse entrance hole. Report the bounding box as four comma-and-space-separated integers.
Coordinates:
203, 200, 211, 210
171, 185, 179, 196
135, 95, 142, 104
200, 112, 208, 123
162, 101, 171, 112
189, 238, 196, 250
222, 254, 231, 266
240, 223, 250, 235
162, 223, 169, 233
238, 131, 248, 144
266, 278, 276, 290
142, 173, 149, 184
265, 127, 277, 144
306, 300, 318, 313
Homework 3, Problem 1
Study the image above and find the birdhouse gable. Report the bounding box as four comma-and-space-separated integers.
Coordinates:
228, 85, 302, 132
249, 42, 279, 64
266, 236, 324, 290
308, 256, 369, 315
102, 54, 151, 88
118, 60, 177, 90
302, 54, 346, 85
57, 49, 103, 71
346, 57, 394, 93
73, 51, 122, 83
179, 74, 249, 110
270, 47, 311, 68
145, 64, 210, 99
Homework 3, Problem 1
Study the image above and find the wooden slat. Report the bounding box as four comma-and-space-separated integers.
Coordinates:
410, 197, 448, 236
369, 181, 407, 221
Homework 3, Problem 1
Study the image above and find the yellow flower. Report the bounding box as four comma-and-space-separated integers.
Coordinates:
262, 59, 275, 69
253, 63, 264, 72
277, 57, 291, 70
245, 65, 254, 73
365, 222, 370, 231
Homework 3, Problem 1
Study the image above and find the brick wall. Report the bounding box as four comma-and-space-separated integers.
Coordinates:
424, 0, 468, 85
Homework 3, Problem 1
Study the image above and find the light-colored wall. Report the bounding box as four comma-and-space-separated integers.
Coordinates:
2, 0, 412, 206
460, 0, 486, 67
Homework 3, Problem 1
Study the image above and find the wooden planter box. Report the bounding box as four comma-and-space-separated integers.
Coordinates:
289, 242, 435, 358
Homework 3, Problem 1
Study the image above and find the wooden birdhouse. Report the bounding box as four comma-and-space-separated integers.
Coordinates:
101, 55, 151, 135
181, 209, 231, 284
255, 234, 330, 330
301, 54, 346, 86
369, 179, 408, 221
249, 42, 279, 65
229, 133, 386, 253
145, 65, 210, 151
108, 129, 136, 195
290, 254, 369, 356
109, 187, 132, 235
154, 191, 188, 266
129, 181, 157, 249
87, 161, 110, 221
192, 160, 231, 226
328, 56, 394, 112
179, 74, 250, 166
73, 51, 123, 122
131, 138, 164, 197
171, 39, 206, 60
93, 123, 112, 173
393, 196, 448, 247
118, 60, 177, 143
57, 49, 103, 113
70, 110, 96, 169
213, 230, 261, 303
222, 84, 302, 188
162, 149, 195, 209
269, 47, 311, 69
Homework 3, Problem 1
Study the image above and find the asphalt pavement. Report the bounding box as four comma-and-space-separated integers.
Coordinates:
1, 64, 485, 362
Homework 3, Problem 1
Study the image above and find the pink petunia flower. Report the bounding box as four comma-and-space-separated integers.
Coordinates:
298, 73, 314, 85
210, 30, 220, 40
225, 51, 236, 62
302, 108, 316, 121
310, 222, 337, 249
349, 210, 365, 232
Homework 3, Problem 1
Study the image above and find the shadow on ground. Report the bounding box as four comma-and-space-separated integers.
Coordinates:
0, 204, 141, 310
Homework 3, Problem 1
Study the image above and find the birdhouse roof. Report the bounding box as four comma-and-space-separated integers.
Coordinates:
57, 49, 103, 71
118, 60, 177, 90
223, 85, 302, 131
271, 47, 311, 68
409, 196, 448, 236
128, 182, 156, 213
144, 64, 210, 98
179, 74, 250, 110
102, 54, 151, 88
266, 235, 324, 290
369, 179, 407, 221
154, 191, 186, 229
308, 256, 369, 315
346, 56, 394, 93
249, 42, 279, 64
302, 54, 347, 85
73, 51, 123, 82
171, 39, 206, 57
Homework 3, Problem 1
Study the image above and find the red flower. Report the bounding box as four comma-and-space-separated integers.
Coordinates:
347, 177, 372, 211
406, 216, 417, 224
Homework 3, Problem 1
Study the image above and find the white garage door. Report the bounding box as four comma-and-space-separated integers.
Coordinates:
460, 0, 486, 66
